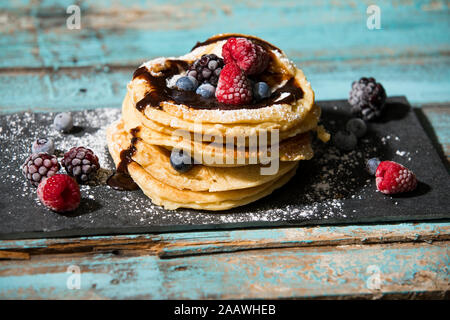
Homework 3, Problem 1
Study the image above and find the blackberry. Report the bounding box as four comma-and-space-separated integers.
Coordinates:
62, 147, 99, 183
348, 77, 386, 121
21, 153, 60, 187
187, 54, 224, 86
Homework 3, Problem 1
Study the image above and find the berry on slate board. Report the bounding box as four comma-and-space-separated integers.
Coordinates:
216, 62, 253, 105
62, 146, 99, 183
253, 82, 271, 100
53, 112, 73, 133
31, 138, 55, 154
346, 118, 367, 138
37, 174, 81, 212
196, 83, 216, 98
21, 153, 60, 187
222, 37, 269, 75
175, 76, 198, 91
366, 157, 381, 175
187, 54, 224, 86
375, 161, 417, 194
332, 130, 357, 151
170, 149, 193, 173
348, 77, 386, 121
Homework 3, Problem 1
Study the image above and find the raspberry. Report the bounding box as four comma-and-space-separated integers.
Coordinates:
37, 174, 81, 212
187, 54, 224, 86
62, 147, 99, 183
222, 37, 269, 75
375, 161, 417, 195
215, 62, 253, 105
349, 77, 386, 121
21, 153, 60, 187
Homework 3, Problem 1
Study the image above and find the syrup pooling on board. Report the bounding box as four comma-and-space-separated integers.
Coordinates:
107, 127, 141, 191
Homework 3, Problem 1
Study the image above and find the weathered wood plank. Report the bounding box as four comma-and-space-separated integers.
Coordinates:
0, 241, 448, 299
0, 222, 448, 258
421, 106, 450, 159
1, 0, 449, 66
0, 0, 448, 300
1, 57, 450, 114
0, 0, 449, 104
0, 251, 29, 260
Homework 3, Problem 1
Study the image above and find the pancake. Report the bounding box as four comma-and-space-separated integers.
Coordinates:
123, 90, 322, 143
122, 98, 314, 165
105, 33, 329, 211
107, 120, 298, 210
130, 58, 315, 131
108, 119, 298, 192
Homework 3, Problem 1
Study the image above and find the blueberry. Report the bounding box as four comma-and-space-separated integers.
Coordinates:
31, 138, 55, 154
196, 83, 216, 98
346, 118, 367, 138
253, 82, 271, 100
366, 157, 381, 175
53, 112, 73, 133
176, 76, 198, 91
333, 130, 357, 151
170, 149, 193, 173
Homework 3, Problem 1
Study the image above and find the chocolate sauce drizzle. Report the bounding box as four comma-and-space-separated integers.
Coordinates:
110, 35, 304, 191
132, 34, 303, 112
107, 127, 140, 191
133, 64, 303, 111
191, 34, 282, 53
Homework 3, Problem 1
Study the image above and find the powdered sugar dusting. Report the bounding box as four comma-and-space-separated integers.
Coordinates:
0, 103, 426, 237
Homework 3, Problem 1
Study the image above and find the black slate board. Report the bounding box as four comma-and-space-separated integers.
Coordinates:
0, 97, 449, 240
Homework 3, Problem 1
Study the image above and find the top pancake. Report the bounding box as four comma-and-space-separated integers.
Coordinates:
128, 33, 316, 138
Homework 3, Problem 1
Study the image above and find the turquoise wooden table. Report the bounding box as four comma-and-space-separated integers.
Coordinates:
0, 0, 449, 299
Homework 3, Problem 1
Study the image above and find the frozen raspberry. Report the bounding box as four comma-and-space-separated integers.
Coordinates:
375, 161, 417, 195
187, 54, 224, 86
37, 174, 81, 212
21, 153, 60, 187
222, 37, 269, 75
215, 62, 253, 105
349, 77, 386, 121
62, 147, 99, 183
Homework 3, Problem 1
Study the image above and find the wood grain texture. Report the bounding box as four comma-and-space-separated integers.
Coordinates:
0, 222, 449, 258
0, 0, 449, 104
0, 241, 448, 299
0, 251, 29, 261
0, 0, 449, 299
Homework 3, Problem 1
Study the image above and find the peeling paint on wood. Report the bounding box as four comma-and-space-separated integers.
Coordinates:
0, 0, 449, 104
0, 0, 449, 299
0, 242, 448, 299
0, 251, 30, 260
0, 222, 448, 258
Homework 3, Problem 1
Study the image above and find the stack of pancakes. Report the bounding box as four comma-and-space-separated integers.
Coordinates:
106, 34, 329, 210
